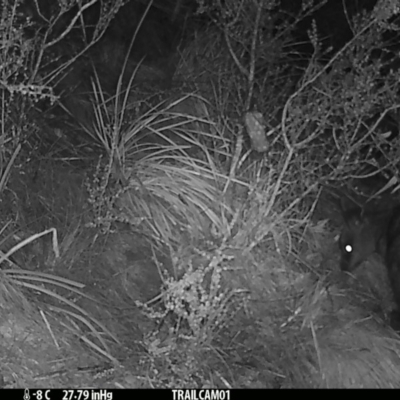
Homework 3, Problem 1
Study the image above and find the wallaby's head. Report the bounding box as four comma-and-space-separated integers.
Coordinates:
339, 198, 384, 271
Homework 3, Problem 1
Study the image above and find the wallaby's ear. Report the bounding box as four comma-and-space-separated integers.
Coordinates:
340, 196, 364, 228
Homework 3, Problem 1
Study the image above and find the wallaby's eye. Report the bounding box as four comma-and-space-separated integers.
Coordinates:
345, 244, 352, 254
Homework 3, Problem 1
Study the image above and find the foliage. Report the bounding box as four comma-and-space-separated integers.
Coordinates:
0, 0, 124, 370
0, 0, 124, 195
3, 0, 400, 388
274, 0, 400, 199
194, 0, 324, 115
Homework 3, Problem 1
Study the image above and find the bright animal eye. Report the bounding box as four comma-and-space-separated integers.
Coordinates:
345, 244, 352, 253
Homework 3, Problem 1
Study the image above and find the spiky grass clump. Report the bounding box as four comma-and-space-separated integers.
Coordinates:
115, 152, 231, 246
85, 70, 234, 247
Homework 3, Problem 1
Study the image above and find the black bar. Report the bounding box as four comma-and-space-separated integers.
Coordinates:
0, 389, 238, 400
